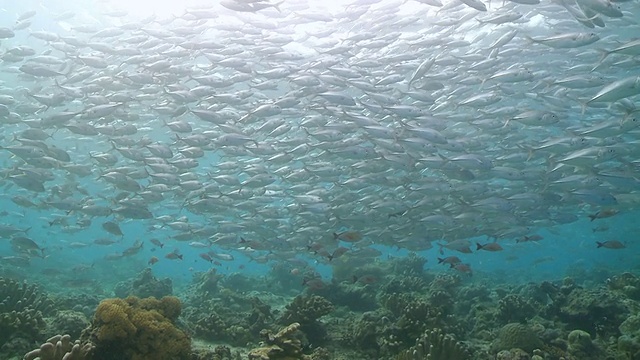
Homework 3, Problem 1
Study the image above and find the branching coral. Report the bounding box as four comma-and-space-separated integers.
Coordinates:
394, 328, 469, 360
85, 296, 190, 360
23, 334, 94, 360
0, 277, 54, 346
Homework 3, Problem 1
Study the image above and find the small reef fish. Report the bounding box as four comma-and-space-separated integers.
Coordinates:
516, 235, 544, 243
101, 221, 123, 237
209, 252, 235, 261
199, 253, 214, 263
150, 238, 164, 248
328, 247, 349, 261
122, 240, 143, 256
476, 242, 504, 251
165, 250, 184, 260
596, 240, 626, 249
592, 225, 610, 233
93, 238, 118, 245
10, 236, 44, 256
353, 275, 378, 284
333, 231, 363, 242
437, 256, 462, 267
588, 209, 620, 221
302, 277, 326, 290
148, 256, 159, 265
438, 240, 472, 254
453, 263, 473, 276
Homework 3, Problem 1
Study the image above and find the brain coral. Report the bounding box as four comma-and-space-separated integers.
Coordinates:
88, 296, 190, 360
491, 323, 543, 353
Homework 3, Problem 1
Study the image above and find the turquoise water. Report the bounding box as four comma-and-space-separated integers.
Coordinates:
0, 0, 638, 300
1, 0, 640, 358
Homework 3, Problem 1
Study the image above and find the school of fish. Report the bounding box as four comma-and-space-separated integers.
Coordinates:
0, 0, 638, 276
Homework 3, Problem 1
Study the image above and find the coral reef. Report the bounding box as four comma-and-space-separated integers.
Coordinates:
495, 348, 530, 360
183, 287, 272, 347
279, 295, 333, 325
52, 294, 100, 318
314, 281, 377, 312
380, 275, 427, 296
278, 295, 333, 345
248, 322, 309, 360
539, 278, 629, 337
390, 253, 428, 276
607, 272, 640, 300
490, 323, 543, 353
0, 277, 54, 348
47, 311, 90, 340
3, 250, 640, 360
497, 294, 536, 324
619, 314, 640, 359
113, 268, 173, 299
381, 292, 445, 348
567, 329, 601, 359
83, 295, 190, 360
394, 328, 469, 360
23, 334, 94, 360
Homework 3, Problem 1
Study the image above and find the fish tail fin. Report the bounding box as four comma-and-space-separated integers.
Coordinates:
591, 49, 610, 72
332, 232, 340, 240
437, 257, 444, 264
588, 214, 596, 221
476, 243, 483, 250
596, 241, 604, 248
272, 1, 284, 12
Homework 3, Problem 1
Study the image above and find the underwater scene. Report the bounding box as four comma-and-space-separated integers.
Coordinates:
0, 0, 639, 359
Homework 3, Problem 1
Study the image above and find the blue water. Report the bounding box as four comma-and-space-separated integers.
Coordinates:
0, 0, 637, 295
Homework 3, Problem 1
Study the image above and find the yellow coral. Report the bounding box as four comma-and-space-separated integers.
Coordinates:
134, 295, 181, 321
90, 296, 190, 359
94, 298, 137, 341
159, 296, 182, 321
